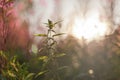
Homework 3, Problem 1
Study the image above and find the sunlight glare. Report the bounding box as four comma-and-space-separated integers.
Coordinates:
72, 14, 108, 41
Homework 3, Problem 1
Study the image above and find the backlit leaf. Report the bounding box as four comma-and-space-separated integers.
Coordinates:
38, 56, 48, 60
7, 70, 16, 77
25, 73, 35, 80
53, 33, 65, 37
35, 70, 48, 78
48, 19, 54, 29
34, 34, 47, 37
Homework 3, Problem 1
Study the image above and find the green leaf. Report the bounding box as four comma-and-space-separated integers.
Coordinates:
38, 56, 49, 62
25, 73, 35, 80
53, 33, 65, 37
48, 19, 54, 29
7, 70, 16, 77
34, 34, 47, 37
35, 70, 48, 78
38, 56, 48, 60
10, 62, 18, 72
44, 19, 62, 29
11, 56, 17, 63
48, 19, 52, 24
0, 51, 7, 60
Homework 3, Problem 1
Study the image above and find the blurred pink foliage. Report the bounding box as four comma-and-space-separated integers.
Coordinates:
0, 0, 30, 51
0, 0, 14, 9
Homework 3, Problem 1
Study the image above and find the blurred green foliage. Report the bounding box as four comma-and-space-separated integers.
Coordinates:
0, 51, 34, 80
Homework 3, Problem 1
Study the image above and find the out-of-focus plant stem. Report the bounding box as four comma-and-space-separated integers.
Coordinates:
1, 1, 7, 50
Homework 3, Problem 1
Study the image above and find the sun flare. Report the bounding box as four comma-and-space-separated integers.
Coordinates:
72, 14, 108, 41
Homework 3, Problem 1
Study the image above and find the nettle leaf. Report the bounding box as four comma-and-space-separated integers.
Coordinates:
53, 33, 65, 37
44, 19, 62, 29
34, 34, 47, 37
48, 19, 54, 29
48, 19, 52, 24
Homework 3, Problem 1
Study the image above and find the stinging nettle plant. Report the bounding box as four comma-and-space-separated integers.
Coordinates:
35, 19, 65, 80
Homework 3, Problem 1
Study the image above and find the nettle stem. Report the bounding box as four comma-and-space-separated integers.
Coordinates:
35, 19, 64, 80
46, 28, 60, 80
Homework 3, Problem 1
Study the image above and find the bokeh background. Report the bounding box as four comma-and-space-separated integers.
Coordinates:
0, 0, 120, 80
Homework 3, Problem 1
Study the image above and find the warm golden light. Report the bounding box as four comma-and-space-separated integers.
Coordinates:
72, 14, 108, 42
